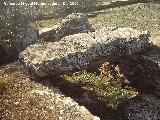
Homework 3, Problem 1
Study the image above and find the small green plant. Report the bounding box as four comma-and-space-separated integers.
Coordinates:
62, 70, 138, 108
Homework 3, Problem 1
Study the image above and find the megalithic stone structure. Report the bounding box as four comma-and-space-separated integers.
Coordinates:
19, 27, 150, 78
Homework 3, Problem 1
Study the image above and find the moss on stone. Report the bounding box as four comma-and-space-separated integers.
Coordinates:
62, 70, 138, 108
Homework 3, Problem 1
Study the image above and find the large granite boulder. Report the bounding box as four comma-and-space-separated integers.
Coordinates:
19, 27, 150, 78
118, 94, 160, 120
55, 13, 94, 40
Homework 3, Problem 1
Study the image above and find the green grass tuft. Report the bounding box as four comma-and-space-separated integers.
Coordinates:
62, 70, 138, 108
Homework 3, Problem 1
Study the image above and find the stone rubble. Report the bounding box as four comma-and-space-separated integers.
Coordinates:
1, 4, 160, 119
18, 12, 160, 120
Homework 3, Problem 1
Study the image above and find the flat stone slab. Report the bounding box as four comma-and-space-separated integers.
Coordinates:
29, 82, 100, 120
19, 27, 150, 78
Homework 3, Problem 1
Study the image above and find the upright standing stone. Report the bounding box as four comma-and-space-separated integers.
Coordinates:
55, 13, 94, 40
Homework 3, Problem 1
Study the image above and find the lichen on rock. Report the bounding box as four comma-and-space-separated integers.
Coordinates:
19, 27, 150, 78
55, 13, 95, 40
38, 13, 94, 42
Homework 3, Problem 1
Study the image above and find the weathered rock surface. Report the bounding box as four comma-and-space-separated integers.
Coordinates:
19, 27, 150, 78
38, 13, 93, 42
30, 86, 100, 120
0, 63, 100, 120
55, 13, 94, 40
100, 44, 160, 97
39, 28, 55, 35
143, 46, 160, 67
118, 94, 160, 120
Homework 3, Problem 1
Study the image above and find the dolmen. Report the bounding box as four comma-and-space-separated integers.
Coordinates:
19, 27, 150, 78
19, 13, 160, 120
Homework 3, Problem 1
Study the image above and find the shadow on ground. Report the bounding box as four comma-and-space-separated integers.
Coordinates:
31, 76, 118, 120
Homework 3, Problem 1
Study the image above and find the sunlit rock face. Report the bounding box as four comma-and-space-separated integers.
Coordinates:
19, 27, 150, 78
55, 13, 94, 40
118, 94, 160, 120
30, 88, 100, 120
